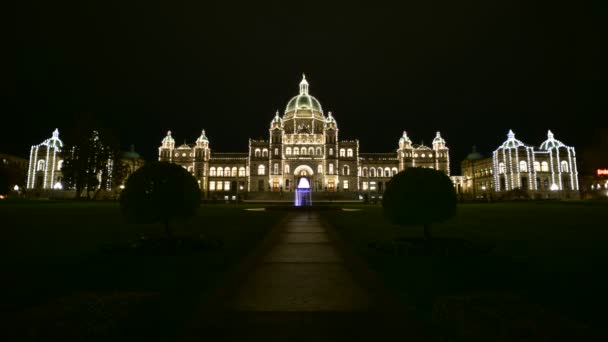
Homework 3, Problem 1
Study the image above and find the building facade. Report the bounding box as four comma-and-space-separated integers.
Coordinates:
26, 129, 64, 190
158, 75, 450, 197
459, 130, 580, 199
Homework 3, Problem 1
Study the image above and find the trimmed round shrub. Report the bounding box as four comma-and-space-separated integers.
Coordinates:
382, 167, 457, 239
120, 162, 201, 236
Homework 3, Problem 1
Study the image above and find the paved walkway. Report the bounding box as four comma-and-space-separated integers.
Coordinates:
181, 212, 428, 341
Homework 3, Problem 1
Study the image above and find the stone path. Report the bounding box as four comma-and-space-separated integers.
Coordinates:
181, 212, 428, 341
227, 212, 371, 312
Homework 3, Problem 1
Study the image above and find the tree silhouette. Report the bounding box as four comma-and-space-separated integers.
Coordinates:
120, 162, 201, 237
382, 168, 457, 240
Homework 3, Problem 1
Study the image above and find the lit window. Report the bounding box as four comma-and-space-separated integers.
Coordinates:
217, 167, 224, 177
232, 167, 237, 177
258, 164, 265, 175
329, 164, 334, 174
301, 147, 307, 155
561, 161, 569, 172
347, 149, 353, 157
239, 167, 246, 177
385, 167, 391, 176
37, 159, 46, 171
209, 181, 216, 191
317, 165, 323, 174
224, 181, 230, 191
499, 163, 506, 174
421, 154, 425, 158
255, 149, 261, 157
343, 180, 349, 189
274, 163, 278, 175
285, 165, 290, 174
182, 153, 186, 157
541, 161, 549, 172
534, 161, 541, 172
274, 148, 279, 156
329, 148, 334, 156
362, 182, 368, 190
370, 168, 376, 177
378, 168, 384, 177
286, 147, 292, 155
519, 161, 528, 172
294, 147, 299, 155
57, 160, 63, 171
339, 149, 346, 157
217, 181, 223, 190
210, 167, 216, 176
262, 149, 268, 157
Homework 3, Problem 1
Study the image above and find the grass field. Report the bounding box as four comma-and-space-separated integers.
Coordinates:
0, 201, 287, 340
322, 202, 608, 339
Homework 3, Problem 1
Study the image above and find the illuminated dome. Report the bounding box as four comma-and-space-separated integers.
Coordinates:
285, 75, 323, 113
433, 132, 446, 145
466, 146, 483, 160
399, 131, 412, 146
540, 130, 565, 150
500, 130, 525, 149
42, 129, 63, 149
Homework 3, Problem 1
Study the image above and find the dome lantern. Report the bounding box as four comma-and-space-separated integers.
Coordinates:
299, 74, 309, 95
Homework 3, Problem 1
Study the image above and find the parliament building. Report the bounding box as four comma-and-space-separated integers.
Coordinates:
158, 75, 450, 197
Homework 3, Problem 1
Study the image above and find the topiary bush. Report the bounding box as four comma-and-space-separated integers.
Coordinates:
382, 167, 457, 240
120, 161, 201, 237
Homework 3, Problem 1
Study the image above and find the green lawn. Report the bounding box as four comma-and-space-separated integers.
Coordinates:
0, 201, 286, 340
322, 202, 608, 339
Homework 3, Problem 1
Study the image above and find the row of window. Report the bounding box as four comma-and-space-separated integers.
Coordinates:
209, 167, 247, 177
359, 167, 399, 178
401, 152, 447, 158
498, 160, 571, 174
286, 147, 323, 156
35, 159, 63, 171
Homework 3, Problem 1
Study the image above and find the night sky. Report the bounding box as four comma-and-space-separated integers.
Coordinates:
5, 1, 606, 173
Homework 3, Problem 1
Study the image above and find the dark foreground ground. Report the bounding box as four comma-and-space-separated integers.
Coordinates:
1, 200, 607, 340
0, 201, 287, 340
322, 201, 608, 339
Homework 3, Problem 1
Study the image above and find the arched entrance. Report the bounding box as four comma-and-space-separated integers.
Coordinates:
293, 166, 314, 207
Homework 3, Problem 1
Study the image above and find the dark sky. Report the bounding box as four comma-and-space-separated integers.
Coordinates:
5, 1, 606, 173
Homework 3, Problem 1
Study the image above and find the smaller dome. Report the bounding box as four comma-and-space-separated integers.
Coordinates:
433, 131, 446, 145
196, 130, 209, 144
271, 111, 282, 125
326, 111, 336, 123
42, 129, 63, 148
500, 130, 525, 149
540, 130, 565, 150
122, 145, 140, 159
399, 131, 412, 145
177, 144, 191, 150
466, 146, 483, 160
162, 131, 175, 146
